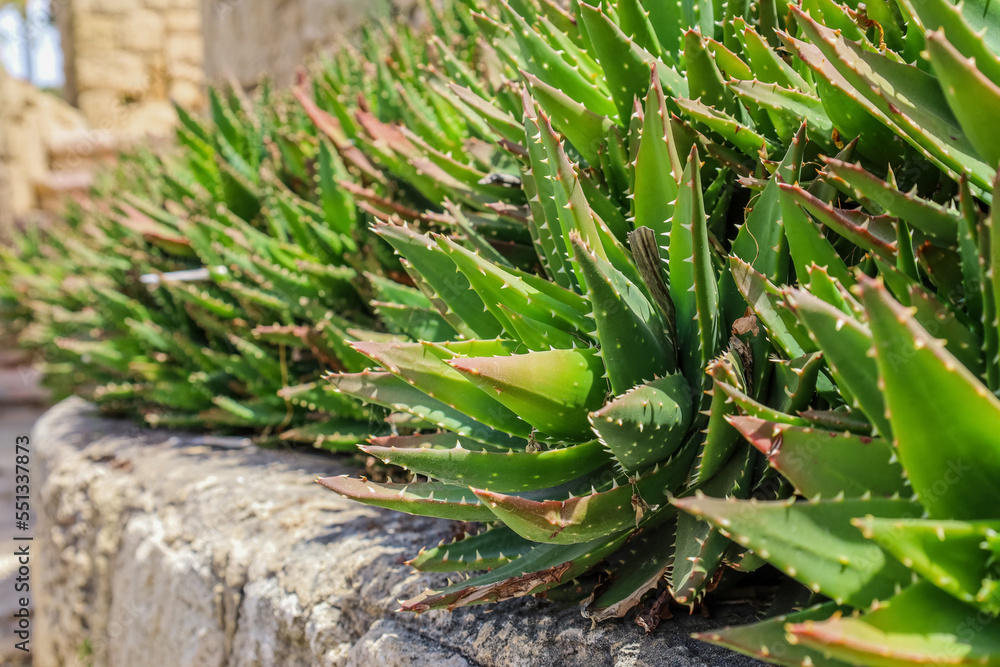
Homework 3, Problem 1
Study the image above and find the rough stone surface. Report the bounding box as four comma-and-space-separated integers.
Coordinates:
33, 398, 766, 667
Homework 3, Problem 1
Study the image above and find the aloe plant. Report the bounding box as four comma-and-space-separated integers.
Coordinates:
5, 0, 1000, 660
310, 0, 825, 621
309, 0, 1000, 658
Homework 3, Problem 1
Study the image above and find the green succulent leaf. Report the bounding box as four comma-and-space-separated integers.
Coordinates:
694, 352, 748, 484
787, 581, 1000, 667
350, 341, 530, 437
694, 602, 855, 667
506, 2, 617, 119
791, 7, 995, 189
730, 416, 908, 499
436, 234, 592, 335
926, 31, 1000, 170
855, 517, 1000, 614
475, 445, 695, 544
674, 495, 920, 607
898, 0, 1000, 89
589, 373, 695, 473
674, 97, 776, 158
360, 439, 609, 493
785, 288, 890, 437
399, 531, 631, 612
407, 525, 535, 572
711, 372, 811, 427
520, 70, 612, 167
859, 277, 1000, 520
632, 67, 683, 256
768, 350, 827, 415
822, 158, 960, 243
671, 447, 753, 604
577, 3, 659, 123
587, 517, 677, 621
327, 370, 526, 449
317, 476, 494, 521
448, 348, 608, 440
670, 147, 722, 386
374, 223, 503, 339
779, 183, 897, 261
729, 257, 813, 359
277, 419, 379, 449
571, 234, 672, 392
779, 187, 855, 290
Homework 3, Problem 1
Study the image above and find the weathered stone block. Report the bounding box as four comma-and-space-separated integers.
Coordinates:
117, 8, 167, 51
73, 13, 118, 50
116, 100, 177, 137
168, 79, 203, 109
77, 89, 127, 128
0, 69, 87, 223
165, 30, 203, 65
69, 0, 99, 13
166, 60, 203, 85
76, 51, 148, 92
94, 0, 139, 15
0, 73, 29, 117
165, 8, 200, 32
3, 119, 46, 214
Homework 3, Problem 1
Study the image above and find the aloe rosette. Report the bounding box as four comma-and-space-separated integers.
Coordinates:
318, 123, 785, 616
312, 0, 834, 621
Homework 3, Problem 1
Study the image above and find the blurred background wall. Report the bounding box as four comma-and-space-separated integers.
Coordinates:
0, 67, 88, 229
201, 0, 414, 90
55, 0, 206, 135
0, 0, 410, 233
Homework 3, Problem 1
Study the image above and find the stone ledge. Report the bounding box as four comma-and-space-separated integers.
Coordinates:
32, 398, 766, 667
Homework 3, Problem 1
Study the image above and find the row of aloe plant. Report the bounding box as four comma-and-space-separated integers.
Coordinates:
311, 0, 1000, 662
3, 0, 1000, 662
0, 6, 513, 444
0, 86, 384, 441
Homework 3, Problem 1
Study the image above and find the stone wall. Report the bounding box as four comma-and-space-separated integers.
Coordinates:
0, 68, 88, 233
53, 0, 420, 128
0, 0, 422, 227
30, 398, 766, 667
1, 0, 206, 228
54, 0, 206, 136
200, 0, 412, 89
